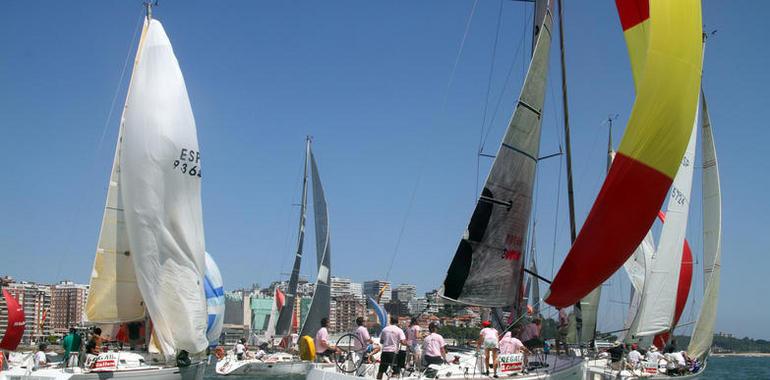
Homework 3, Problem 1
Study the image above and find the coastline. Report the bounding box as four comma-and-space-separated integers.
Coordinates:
712, 352, 770, 357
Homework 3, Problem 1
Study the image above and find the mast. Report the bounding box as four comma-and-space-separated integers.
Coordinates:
275, 137, 311, 336
607, 116, 614, 172
555, 0, 583, 346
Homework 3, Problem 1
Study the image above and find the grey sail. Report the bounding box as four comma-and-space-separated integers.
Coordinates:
442, 0, 553, 307
275, 141, 310, 336
299, 149, 332, 338
688, 91, 722, 359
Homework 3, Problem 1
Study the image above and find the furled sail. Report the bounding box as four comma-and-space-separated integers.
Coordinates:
635, 116, 698, 337
688, 91, 722, 359
120, 18, 209, 355
0, 289, 25, 351
85, 20, 150, 324
275, 141, 310, 336
204, 252, 225, 348
442, 0, 553, 307
300, 150, 332, 337
546, 0, 703, 307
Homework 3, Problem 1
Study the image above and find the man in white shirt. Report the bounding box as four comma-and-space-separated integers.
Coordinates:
645, 345, 665, 367
235, 338, 247, 361
627, 343, 642, 369
377, 316, 407, 380
33, 343, 47, 370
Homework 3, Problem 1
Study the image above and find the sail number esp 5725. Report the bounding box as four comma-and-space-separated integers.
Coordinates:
173, 148, 202, 178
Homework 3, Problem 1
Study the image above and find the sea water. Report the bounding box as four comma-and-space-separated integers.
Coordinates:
203, 355, 770, 379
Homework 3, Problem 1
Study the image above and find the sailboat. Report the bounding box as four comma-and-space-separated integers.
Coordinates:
2, 4, 209, 380
309, 1, 585, 379
214, 137, 330, 376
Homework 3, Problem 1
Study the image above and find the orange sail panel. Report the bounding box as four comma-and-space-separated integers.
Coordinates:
546, 0, 702, 307
0, 289, 26, 351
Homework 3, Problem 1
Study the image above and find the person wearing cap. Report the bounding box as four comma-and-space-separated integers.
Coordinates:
606, 341, 625, 370
627, 343, 642, 369
646, 345, 666, 368
477, 321, 499, 378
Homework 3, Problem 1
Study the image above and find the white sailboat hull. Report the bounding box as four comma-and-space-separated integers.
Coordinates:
214, 358, 311, 376
1, 361, 205, 380
584, 359, 705, 379
307, 355, 584, 380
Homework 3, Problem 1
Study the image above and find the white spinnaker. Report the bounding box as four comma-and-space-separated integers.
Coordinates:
635, 101, 699, 337
120, 18, 208, 356
620, 231, 654, 342
85, 21, 151, 324
688, 92, 722, 359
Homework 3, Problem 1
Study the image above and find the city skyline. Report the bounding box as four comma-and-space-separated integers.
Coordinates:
1, 1, 768, 341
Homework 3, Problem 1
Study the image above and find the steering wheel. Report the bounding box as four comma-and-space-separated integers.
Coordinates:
334, 333, 365, 373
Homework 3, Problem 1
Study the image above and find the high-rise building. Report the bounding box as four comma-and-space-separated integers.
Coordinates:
331, 277, 363, 300
393, 284, 417, 304
50, 281, 88, 334
329, 295, 365, 334
223, 290, 252, 343
363, 280, 391, 304
2, 281, 52, 344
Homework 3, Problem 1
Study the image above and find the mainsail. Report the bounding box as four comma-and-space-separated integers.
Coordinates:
442, 0, 554, 307
120, 18, 209, 355
300, 149, 332, 337
275, 141, 310, 336
0, 289, 25, 351
547, 0, 703, 307
205, 252, 225, 348
688, 91, 722, 359
634, 112, 698, 336
86, 19, 150, 324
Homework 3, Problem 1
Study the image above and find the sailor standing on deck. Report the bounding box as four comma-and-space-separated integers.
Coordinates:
478, 321, 499, 378
406, 317, 422, 370
377, 316, 407, 380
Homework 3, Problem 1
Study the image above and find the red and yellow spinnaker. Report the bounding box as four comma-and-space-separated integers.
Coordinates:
546, 0, 702, 307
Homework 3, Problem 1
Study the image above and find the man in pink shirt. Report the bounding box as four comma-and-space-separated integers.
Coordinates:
315, 317, 340, 363
422, 322, 447, 365
353, 317, 380, 363
377, 316, 407, 379
498, 332, 527, 355
519, 317, 543, 350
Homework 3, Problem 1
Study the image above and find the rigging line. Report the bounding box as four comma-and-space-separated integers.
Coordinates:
95, 12, 146, 154
479, 3, 531, 152
277, 148, 308, 283
54, 9, 146, 281
384, 0, 480, 282
549, 151, 563, 279
475, 0, 505, 199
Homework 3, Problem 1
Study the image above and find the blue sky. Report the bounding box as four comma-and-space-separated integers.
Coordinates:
1, 1, 767, 339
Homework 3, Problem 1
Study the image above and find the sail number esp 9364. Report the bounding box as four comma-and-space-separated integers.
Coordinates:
173, 148, 202, 178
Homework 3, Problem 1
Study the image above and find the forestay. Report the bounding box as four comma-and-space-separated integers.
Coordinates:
86, 20, 150, 324
442, 0, 553, 307
276, 142, 310, 336
688, 92, 722, 359
120, 18, 209, 355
